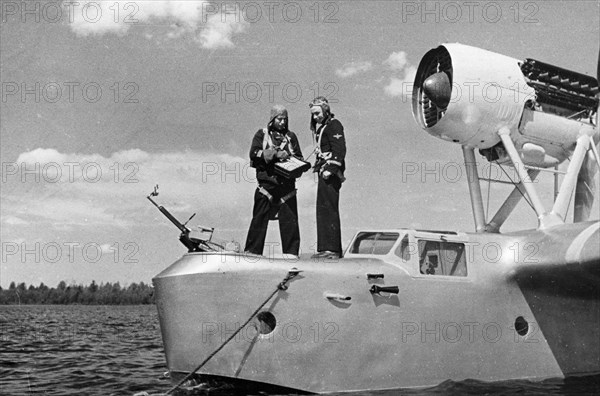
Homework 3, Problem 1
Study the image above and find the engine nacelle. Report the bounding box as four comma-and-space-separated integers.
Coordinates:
412, 43, 599, 168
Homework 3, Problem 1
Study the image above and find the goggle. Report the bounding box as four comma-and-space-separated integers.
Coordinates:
309, 98, 328, 108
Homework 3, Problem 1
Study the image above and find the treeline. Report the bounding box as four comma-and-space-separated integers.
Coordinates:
0, 281, 154, 305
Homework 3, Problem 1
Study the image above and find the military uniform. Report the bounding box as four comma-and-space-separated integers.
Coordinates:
313, 116, 346, 256
245, 107, 304, 256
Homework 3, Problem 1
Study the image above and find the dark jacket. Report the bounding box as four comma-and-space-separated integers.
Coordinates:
249, 128, 304, 190
314, 118, 346, 175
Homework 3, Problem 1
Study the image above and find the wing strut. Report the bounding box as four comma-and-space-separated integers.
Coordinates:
497, 127, 564, 229
551, 134, 591, 221
485, 170, 540, 233
462, 146, 486, 232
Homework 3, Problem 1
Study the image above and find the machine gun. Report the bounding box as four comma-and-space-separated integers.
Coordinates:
147, 185, 224, 252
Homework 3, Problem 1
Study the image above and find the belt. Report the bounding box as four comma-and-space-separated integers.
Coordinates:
326, 160, 343, 167
258, 187, 297, 204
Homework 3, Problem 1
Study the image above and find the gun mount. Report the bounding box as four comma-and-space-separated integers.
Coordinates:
147, 185, 224, 252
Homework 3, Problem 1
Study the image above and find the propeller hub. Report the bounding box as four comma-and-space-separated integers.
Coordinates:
423, 72, 451, 109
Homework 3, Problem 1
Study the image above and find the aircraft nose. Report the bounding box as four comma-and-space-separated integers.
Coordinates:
423, 72, 451, 109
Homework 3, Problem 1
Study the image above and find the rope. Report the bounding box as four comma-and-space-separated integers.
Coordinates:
303, 146, 317, 162
485, 163, 492, 220
497, 162, 535, 212
164, 269, 301, 395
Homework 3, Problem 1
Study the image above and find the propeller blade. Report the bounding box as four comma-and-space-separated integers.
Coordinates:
574, 145, 599, 222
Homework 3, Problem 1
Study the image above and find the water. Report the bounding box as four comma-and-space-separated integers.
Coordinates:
0, 305, 166, 395
1, 305, 598, 396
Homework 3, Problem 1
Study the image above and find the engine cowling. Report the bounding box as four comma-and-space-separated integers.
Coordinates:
412, 43, 599, 168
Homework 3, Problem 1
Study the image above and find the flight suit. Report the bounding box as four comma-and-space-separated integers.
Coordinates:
314, 117, 346, 255
245, 128, 304, 256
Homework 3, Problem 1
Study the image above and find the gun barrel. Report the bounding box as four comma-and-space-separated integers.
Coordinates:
159, 206, 189, 234
147, 191, 203, 252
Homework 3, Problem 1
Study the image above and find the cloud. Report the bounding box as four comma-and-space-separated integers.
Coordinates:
384, 66, 417, 97
67, 1, 134, 36
383, 50, 417, 97
16, 147, 68, 164
335, 61, 373, 78
2, 216, 28, 225
2, 148, 258, 230
384, 51, 408, 71
99, 243, 115, 254
197, 13, 246, 49
66, 1, 245, 48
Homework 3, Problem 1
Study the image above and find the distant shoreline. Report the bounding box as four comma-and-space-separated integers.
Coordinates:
0, 281, 154, 305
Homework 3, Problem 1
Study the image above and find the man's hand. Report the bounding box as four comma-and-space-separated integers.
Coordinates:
322, 170, 332, 180
263, 149, 277, 163
276, 150, 290, 160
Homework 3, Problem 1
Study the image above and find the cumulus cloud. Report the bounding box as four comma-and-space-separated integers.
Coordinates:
2, 216, 28, 225
384, 51, 408, 71
67, 1, 131, 36
7, 151, 313, 237
335, 61, 373, 78
383, 50, 417, 97
66, 1, 246, 49
17, 147, 68, 165
2, 148, 259, 229
384, 66, 417, 97
198, 13, 245, 49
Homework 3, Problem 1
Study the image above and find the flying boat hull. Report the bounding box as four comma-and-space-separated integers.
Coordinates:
153, 222, 600, 393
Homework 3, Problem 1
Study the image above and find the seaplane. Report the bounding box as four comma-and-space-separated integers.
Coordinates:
150, 43, 600, 394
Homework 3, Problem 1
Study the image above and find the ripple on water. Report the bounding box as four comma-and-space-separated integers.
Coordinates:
1, 305, 599, 396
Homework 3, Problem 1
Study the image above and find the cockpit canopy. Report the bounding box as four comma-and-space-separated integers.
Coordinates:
345, 229, 468, 277
349, 231, 399, 255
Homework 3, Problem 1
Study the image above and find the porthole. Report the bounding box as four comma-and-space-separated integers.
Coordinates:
515, 316, 529, 336
256, 311, 276, 335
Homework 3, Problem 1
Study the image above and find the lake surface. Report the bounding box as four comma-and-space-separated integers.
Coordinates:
1, 305, 598, 395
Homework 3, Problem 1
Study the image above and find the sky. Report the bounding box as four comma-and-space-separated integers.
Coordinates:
1, 0, 599, 288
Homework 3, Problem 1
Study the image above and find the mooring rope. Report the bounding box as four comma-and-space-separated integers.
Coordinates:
163, 268, 301, 395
